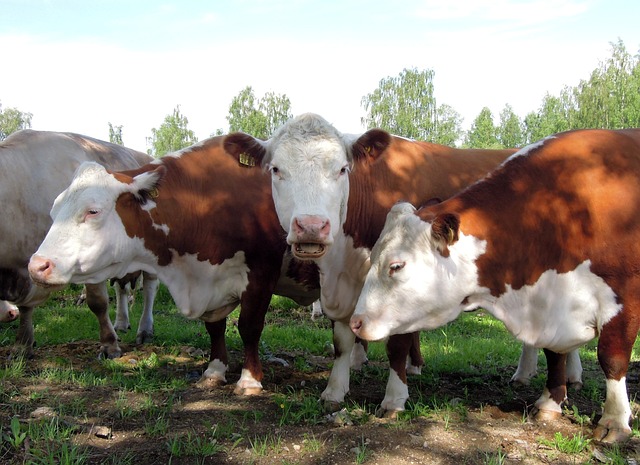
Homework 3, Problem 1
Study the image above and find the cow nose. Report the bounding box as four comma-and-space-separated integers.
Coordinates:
292, 216, 331, 241
28, 255, 54, 281
350, 316, 363, 336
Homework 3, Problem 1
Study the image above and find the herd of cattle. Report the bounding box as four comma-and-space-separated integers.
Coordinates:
2, 114, 639, 443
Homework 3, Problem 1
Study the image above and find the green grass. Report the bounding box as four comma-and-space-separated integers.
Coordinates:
3, 282, 640, 463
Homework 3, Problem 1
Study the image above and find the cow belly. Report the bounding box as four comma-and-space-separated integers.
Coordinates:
162, 251, 250, 320
491, 261, 621, 353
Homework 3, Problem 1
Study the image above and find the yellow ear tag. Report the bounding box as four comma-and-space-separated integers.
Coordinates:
239, 153, 256, 167
148, 187, 159, 199
447, 228, 455, 244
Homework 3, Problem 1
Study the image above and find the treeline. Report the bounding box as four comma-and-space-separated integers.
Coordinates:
1, 39, 638, 154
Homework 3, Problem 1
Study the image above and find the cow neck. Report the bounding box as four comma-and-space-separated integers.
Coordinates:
315, 231, 371, 323
427, 149, 599, 300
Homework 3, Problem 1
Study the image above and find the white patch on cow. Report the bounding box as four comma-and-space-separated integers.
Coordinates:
598, 378, 632, 433
491, 261, 621, 353
159, 250, 249, 321
203, 359, 227, 383
381, 369, 409, 413
317, 233, 371, 322
503, 136, 556, 163
236, 368, 262, 391
534, 387, 564, 413
320, 321, 354, 405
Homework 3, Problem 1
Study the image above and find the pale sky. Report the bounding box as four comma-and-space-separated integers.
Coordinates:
1, 0, 638, 151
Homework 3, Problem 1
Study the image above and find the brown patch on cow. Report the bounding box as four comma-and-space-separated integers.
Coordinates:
344, 135, 515, 250
420, 129, 640, 299
115, 137, 287, 271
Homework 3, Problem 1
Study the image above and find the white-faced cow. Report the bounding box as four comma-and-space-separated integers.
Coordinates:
350, 128, 640, 442
29, 135, 321, 394
224, 113, 580, 414
0, 129, 158, 357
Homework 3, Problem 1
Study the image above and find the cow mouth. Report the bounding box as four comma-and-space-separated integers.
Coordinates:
292, 242, 326, 259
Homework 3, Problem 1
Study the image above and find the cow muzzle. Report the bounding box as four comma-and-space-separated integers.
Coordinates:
290, 215, 331, 259
28, 255, 60, 288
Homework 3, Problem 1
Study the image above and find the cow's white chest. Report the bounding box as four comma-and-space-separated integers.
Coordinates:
318, 234, 371, 322
487, 260, 622, 352
159, 250, 250, 321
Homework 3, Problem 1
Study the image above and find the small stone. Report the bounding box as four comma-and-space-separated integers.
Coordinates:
93, 426, 112, 439
30, 407, 56, 419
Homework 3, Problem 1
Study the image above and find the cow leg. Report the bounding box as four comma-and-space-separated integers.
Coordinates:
200, 319, 229, 386
531, 349, 567, 420
135, 272, 158, 344
234, 297, 269, 397
406, 331, 424, 375
351, 337, 369, 370
321, 320, 354, 412
85, 282, 122, 359
378, 333, 418, 417
112, 280, 131, 333
13, 306, 36, 358
511, 345, 583, 388
566, 349, 583, 390
510, 344, 539, 386
593, 311, 638, 443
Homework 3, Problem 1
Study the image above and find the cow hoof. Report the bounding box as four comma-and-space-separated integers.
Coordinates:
197, 377, 226, 389
530, 407, 562, 422
593, 425, 632, 443
323, 400, 342, 413
9, 345, 34, 360
234, 385, 262, 396
98, 347, 122, 360
568, 380, 583, 391
375, 407, 401, 419
114, 324, 131, 333
136, 331, 153, 345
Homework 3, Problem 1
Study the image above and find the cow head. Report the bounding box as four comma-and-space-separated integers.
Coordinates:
225, 113, 391, 260
29, 162, 164, 287
350, 202, 484, 341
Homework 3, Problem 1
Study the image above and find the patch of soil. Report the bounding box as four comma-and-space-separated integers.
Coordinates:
2, 341, 640, 464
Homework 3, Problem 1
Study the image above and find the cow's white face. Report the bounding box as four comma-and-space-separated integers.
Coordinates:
29, 162, 160, 286
350, 202, 485, 340
266, 119, 351, 260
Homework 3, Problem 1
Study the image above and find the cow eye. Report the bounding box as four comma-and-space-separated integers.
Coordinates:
389, 261, 405, 275
340, 165, 350, 175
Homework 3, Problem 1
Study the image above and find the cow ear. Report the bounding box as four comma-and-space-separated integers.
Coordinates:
430, 213, 460, 257
224, 132, 268, 168
131, 165, 165, 203
349, 129, 391, 165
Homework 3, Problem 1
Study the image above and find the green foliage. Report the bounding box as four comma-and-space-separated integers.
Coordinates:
538, 431, 591, 454
227, 85, 292, 139
497, 104, 525, 148
573, 39, 640, 129
108, 122, 124, 145
0, 102, 32, 141
464, 107, 501, 148
147, 105, 198, 157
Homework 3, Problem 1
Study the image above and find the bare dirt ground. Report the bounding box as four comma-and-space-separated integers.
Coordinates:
2, 340, 640, 464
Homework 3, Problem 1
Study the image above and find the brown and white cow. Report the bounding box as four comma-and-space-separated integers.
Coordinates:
350, 128, 640, 442
224, 113, 580, 414
0, 129, 158, 357
28, 135, 321, 393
